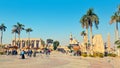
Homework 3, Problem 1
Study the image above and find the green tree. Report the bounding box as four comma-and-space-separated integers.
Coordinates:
80, 15, 89, 42
114, 39, 120, 56
80, 8, 99, 45
25, 28, 33, 46
12, 28, 18, 46
53, 41, 60, 50
115, 40, 120, 48
110, 5, 120, 41
67, 44, 72, 51
0, 23, 7, 45
13, 22, 25, 41
46, 39, 53, 47
41, 39, 45, 47
81, 30, 86, 38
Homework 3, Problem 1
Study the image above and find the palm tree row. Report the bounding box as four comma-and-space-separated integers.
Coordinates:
0, 22, 33, 48
80, 8, 99, 46
80, 5, 120, 51
25, 28, 33, 47
0, 23, 7, 45
13, 22, 25, 42
12, 22, 33, 47
110, 5, 120, 41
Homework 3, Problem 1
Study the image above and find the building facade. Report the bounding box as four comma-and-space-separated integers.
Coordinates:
12, 38, 42, 49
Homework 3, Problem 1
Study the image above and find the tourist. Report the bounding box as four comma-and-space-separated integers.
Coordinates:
17, 49, 21, 58
6, 49, 9, 56
33, 49, 36, 57
45, 48, 50, 58
27, 50, 30, 56
48, 49, 51, 55
29, 49, 33, 57
21, 50, 25, 59
39, 50, 43, 58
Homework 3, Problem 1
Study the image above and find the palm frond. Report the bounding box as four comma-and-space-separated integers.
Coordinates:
0, 23, 7, 31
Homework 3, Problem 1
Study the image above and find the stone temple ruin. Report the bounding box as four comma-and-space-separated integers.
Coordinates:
69, 33, 105, 53
92, 34, 105, 53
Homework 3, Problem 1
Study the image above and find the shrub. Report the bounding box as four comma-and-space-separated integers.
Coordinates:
82, 53, 87, 57
108, 53, 117, 57
90, 52, 104, 58
92, 52, 98, 57
98, 53, 104, 58
89, 54, 94, 57
0, 52, 4, 55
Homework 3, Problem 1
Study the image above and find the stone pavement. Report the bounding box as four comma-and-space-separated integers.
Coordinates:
0, 52, 120, 68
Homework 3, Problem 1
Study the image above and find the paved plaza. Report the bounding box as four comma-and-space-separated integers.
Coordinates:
0, 52, 120, 68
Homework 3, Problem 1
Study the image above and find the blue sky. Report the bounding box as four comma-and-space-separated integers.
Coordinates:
0, 0, 120, 45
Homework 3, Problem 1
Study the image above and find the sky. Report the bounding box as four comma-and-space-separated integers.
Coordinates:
0, 0, 120, 45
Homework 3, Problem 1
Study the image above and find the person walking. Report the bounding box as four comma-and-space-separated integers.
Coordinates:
33, 49, 36, 57
29, 49, 33, 57
21, 50, 25, 59
6, 49, 9, 56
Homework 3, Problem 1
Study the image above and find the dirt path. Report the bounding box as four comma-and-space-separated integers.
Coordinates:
0, 52, 120, 68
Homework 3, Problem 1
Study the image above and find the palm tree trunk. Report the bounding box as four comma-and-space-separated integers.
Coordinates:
86, 29, 88, 43
116, 22, 119, 40
18, 33, 20, 41
86, 29, 88, 53
115, 29, 117, 41
90, 26, 93, 55
90, 26, 92, 45
15, 33, 16, 46
18, 33, 20, 48
0, 31, 3, 45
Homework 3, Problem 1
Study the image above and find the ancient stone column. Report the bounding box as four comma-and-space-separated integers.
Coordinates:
92, 34, 104, 53
34, 40, 36, 48
107, 33, 111, 53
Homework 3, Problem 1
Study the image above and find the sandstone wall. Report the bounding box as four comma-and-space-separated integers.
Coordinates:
92, 34, 104, 53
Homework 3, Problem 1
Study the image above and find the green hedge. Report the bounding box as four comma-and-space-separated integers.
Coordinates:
0, 52, 4, 55
82, 52, 117, 58
81, 53, 87, 57
108, 53, 117, 57
89, 52, 104, 58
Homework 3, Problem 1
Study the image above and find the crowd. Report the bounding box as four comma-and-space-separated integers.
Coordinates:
5, 48, 51, 59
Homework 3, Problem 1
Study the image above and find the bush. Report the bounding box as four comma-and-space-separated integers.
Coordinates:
98, 53, 104, 58
90, 52, 98, 57
89, 52, 104, 58
108, 53, 117, 57
0, 52, 4, 55
89, 54, 94, 57
82, 53, 87, 57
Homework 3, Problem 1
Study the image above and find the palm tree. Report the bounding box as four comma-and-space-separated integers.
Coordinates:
0, 23, 7, 45
80, 15, 89, 42
115, 40, 120, 48
81, 30, 86, 38
80, 8, 99, 45
81, 30, 87, 44
12, 28, 18, 46
13, 22, 25, 41
110, 5, 120, 41
46, 39, 53, 47
80, 15, 89, 52
25, 28, 33, 46
53, 41, 60, 50
115, 40, 120, 56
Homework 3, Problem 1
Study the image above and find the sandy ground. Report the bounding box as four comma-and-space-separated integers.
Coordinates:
0, 52, 120, 68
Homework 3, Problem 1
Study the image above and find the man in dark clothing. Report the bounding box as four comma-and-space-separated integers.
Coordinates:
21, 50, 25, 59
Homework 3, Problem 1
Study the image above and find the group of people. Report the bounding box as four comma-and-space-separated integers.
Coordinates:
19, 48, 51, 59
5, 48, 52, 59
19, 49, 37, 59
6, 49, 17, 55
